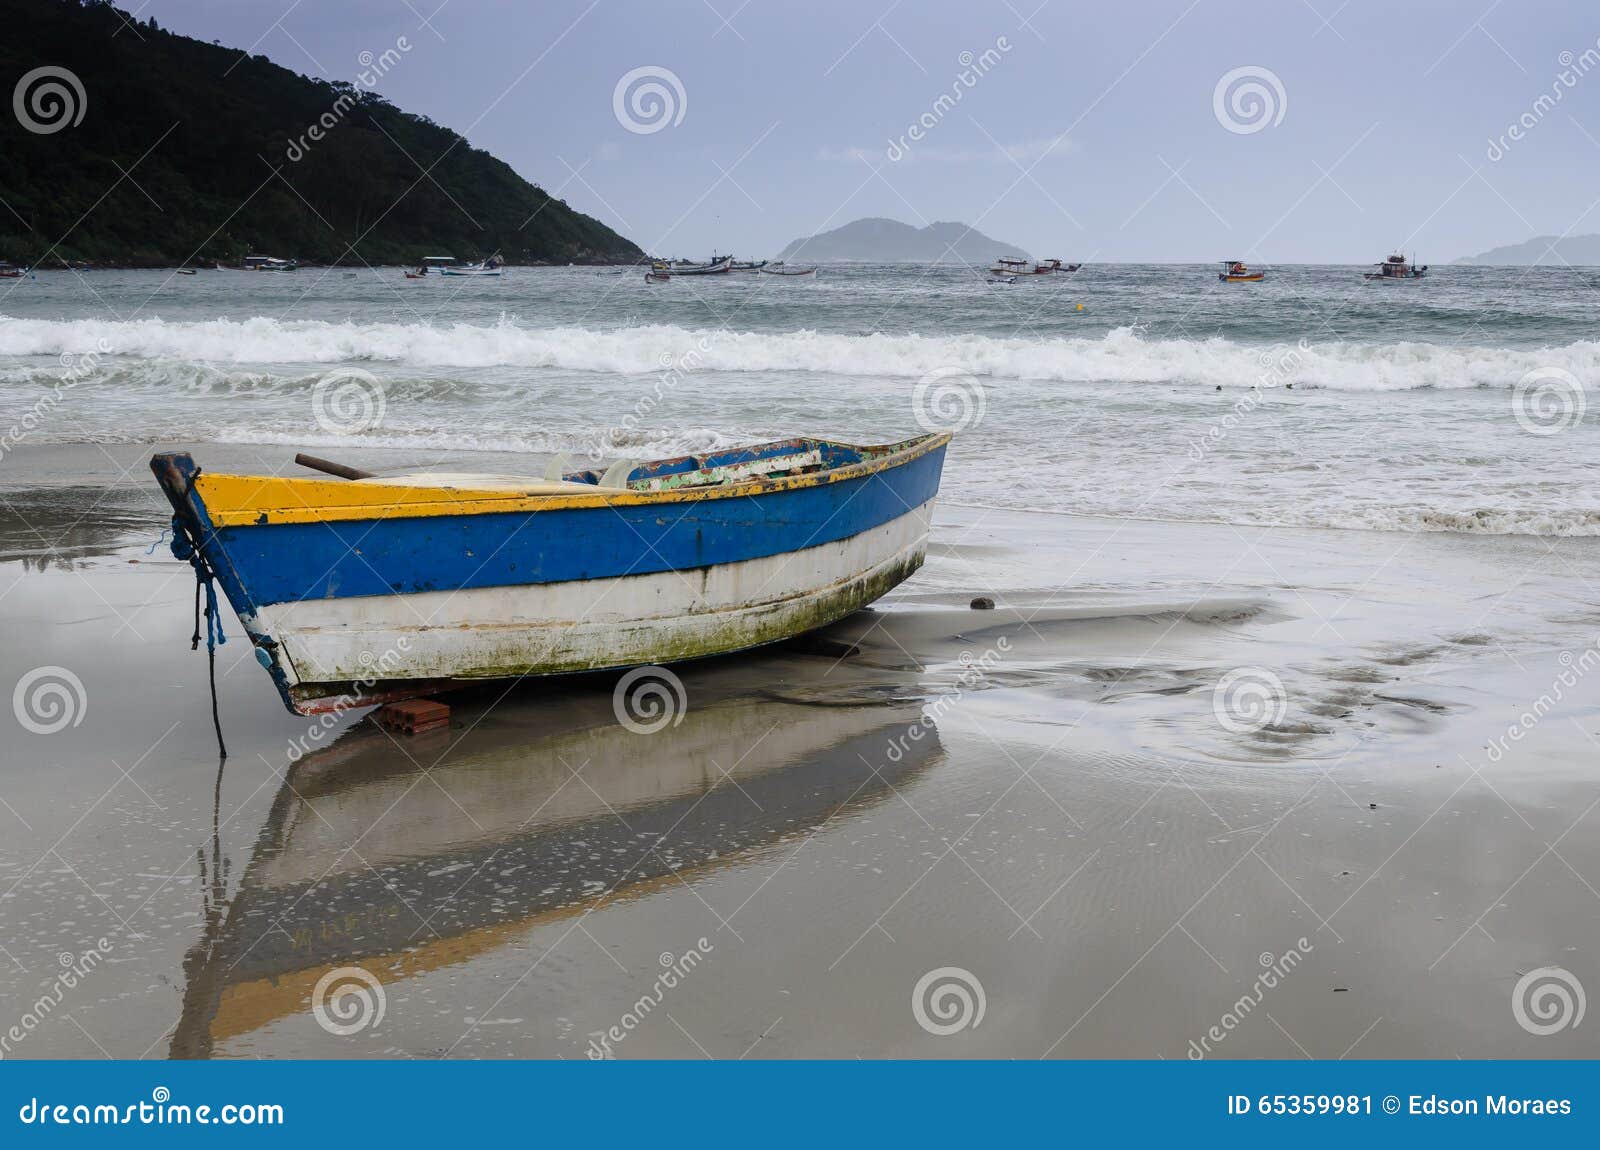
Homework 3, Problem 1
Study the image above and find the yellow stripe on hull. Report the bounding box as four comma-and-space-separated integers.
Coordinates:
195, 434, 950, 528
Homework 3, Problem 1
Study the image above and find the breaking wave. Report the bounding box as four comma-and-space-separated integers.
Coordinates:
3, 314, 1597, 390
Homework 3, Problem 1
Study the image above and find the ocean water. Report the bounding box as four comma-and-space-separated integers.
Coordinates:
1, 262, 1595, 535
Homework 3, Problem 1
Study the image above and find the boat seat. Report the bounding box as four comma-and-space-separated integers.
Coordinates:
352, 472, 595, 494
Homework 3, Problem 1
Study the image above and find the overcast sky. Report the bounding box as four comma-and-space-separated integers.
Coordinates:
144, 0, 1600, 262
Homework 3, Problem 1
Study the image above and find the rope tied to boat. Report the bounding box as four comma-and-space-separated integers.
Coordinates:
170, 511, 229, 760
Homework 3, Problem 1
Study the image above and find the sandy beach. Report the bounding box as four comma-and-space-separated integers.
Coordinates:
2, 440, 1596, 1059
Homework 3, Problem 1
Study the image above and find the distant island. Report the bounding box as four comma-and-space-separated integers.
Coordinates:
0, 0, 641, 267
776, 218, 1030, 263
1454, 235, 1600, 266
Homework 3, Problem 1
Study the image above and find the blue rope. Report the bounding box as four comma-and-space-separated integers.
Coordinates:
170, 514, 226, 652
170, 513, 229, 759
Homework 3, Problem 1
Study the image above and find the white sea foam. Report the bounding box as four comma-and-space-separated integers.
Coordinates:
3, 314, 1596, 390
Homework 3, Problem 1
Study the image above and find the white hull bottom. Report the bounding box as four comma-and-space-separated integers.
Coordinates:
256, 500, 935, 702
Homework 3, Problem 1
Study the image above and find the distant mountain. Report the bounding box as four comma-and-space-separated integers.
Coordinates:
776, 218, 1030, 264
1454, 235, 1600, 266
0, 0, 641, 266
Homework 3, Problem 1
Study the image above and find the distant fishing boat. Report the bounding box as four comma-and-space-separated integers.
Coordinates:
728, 259, 768, 272
0, 262, 26, 278
760, 264, 817, 277
1033, 258, 1080, 274
653, 256, 733, 275
242, 254, 298, 271
1218, 260, 1265, 283
176, 268, 198, 276
151, 433, 950, 715
1363, 252, 1427, 282
988, 257, 1031, 276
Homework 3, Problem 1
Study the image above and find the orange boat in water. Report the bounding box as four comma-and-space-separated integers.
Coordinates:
1218, 260, 1265, 283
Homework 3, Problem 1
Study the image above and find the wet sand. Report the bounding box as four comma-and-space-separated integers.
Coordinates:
1, 442, 1598, 1059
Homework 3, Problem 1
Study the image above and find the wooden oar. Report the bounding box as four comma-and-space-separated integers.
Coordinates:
294, 453, 374, 481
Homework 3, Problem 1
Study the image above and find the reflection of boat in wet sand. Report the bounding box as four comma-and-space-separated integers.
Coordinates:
168, 683, 942, 1057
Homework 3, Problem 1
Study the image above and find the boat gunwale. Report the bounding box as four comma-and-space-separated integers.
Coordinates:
175, 432, 951, 528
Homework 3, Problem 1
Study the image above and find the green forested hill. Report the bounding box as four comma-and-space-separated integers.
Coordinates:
0, 0, 642, 266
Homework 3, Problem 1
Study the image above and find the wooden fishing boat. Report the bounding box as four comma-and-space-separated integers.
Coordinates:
1363, 252, 1427, 282
653, 256, 733, 275
988, 256, 1031, 276
1033, 259, 1080, 274
151, 433, 949, 715
440, 261, 502, 277
242, 254, 298, 271
1218, 260, 1265, 283
728, 259, 768, 272
760, 264, 818, 277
